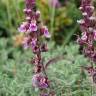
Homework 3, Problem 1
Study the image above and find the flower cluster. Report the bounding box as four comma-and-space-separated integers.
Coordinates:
18, 0, 50, 95
77, 0, 96, 62
77, 0, 96, 83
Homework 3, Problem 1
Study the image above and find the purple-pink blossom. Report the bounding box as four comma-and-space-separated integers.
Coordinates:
43, 26, 51, 38
32, 74, 48, 89
29, 22, 37, 32
18, 22, 29, 33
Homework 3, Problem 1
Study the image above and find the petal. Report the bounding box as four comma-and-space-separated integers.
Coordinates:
18, 22, 28, 32
18, 25, 26, 32
77, 19, 85, 24
44, 27, 51, 38
29, 23, 37, 32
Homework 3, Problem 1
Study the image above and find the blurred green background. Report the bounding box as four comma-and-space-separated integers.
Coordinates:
0, 0, 96, 96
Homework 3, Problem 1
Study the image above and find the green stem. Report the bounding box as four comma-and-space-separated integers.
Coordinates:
50, 3, 56, 38
6, 0, 12, 31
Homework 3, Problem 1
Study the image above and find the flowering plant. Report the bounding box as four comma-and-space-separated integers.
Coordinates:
77, 0, 96, 83
18, 0, 52, 95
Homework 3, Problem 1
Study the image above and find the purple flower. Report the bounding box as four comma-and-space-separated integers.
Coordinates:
29, 22, 37, 32
32, 74, 40, 88
18, 22, 28, 32
32, 74, 48, 89
39, 78, 48, 88
43, 26, 51, 38
23, 8, 32, 13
